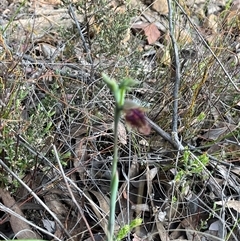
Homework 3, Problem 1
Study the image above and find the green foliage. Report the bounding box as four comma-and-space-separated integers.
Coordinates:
88, 1, 135, 56
0, 77, 60, 187
115, 218, 142, 241
74, 0, 144, 83
225, 0, 233, 10
197, 112, 206, 122
102, 74, 136, 108
0, 172, 9, 187
174, 169, 185, 183
2, 1, 239, 240
184, 151, 209, 175
26, 103, 55, 147
102, 73, 120, 104
175, 149, 209, 182
0, 85, 29, 174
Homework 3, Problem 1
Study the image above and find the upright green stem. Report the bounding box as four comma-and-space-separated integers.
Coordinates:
102, 74, 135, 241
107, 106, 121, 241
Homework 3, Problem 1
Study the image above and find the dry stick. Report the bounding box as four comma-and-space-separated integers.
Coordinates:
174, 0, 239, 92
145, 116, 184, 150
0, 202, 60, 240
167, 0, 184, 151
0, 159, 70, 240
52, 144, 95, 241
146, 116, 235, 168
68, 4, 93, 65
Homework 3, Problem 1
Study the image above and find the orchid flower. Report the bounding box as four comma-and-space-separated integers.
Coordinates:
123, 100, 151, 135
102, 74, 147, 241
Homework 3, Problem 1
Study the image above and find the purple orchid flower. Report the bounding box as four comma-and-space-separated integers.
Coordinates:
123, 100, 151, 135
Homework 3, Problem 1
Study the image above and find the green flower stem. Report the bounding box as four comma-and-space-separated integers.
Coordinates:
102, 74, 136, 241
108, 106, 121, 241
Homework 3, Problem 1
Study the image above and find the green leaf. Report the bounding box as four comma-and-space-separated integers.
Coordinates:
115, 218, 142, 241
116, 224, 130, 241
129, 218, 142, 229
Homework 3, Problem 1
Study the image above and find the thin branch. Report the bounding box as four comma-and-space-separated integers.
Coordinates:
167, 0, 183, 150
146, 116, 184, 150
68, 4, 93, 65
146, 116, 234, 166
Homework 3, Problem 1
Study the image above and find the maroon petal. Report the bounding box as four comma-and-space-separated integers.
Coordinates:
125, 108, 151, 135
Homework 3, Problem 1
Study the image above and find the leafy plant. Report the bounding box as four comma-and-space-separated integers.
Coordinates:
116, 218, 142, 241
175, 149, 209, 182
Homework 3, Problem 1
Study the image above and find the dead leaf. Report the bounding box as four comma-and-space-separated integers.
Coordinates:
147, 167, 158, 181
39, 42, 57, 59
118, 159, 139, 203
164, 28, 192, 45
139, 139, 149, 146
0, 188, 40, 239
73, 139, 88, 181
235, 99, 240, 108
131, 22, 161, 44
201, 124, 237, 140
169, 222, 185, 240
143, 23, 161, 44
116, 207, 134, 227
175, 27, 192, 44
44, 193, 68, 219
121, 28, 131, 45
132, 233, 142, 241
156, 45, 171, 66
170, 240, 190, 241
84, 234, 105, 241
152, 0, 169, 15
84, 190, 118, 235
216, 200, 240, 213
181, 217, 201, 241
231, 0, 240, 10
36, 0, 63, 5
75, 139, 88, 163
